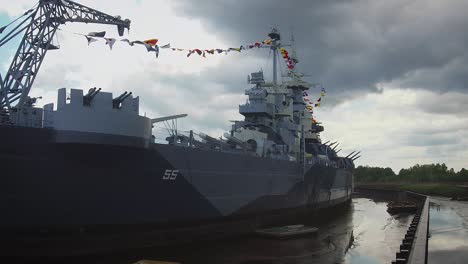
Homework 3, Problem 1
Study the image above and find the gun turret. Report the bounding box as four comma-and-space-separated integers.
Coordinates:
24, 96, 42, 107
112, 91, 132, 109
83, 87, 101, 106
224, 133, 247, 149
199, 132, 229, 148
350, 151, 361, 159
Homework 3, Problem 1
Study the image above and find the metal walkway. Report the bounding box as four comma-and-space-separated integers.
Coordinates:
393, 193, 429, 264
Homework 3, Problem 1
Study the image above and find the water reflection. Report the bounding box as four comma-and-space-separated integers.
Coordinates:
145, 198, 411, 264
429, 199, 468, 264
344, 198, 412, 264
57, 197, 413, 264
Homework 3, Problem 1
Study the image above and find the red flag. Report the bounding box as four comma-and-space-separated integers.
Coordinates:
144, 39, 158, 46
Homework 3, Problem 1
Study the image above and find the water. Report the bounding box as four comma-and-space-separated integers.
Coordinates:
58, 197, 413, 264
429, 198, 468, 264
19, 196, 468, 264
344, 198, 413, 264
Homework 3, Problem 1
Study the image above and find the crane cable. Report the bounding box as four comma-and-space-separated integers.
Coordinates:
0, 1, 38, 33
0, 2, 39, 47
0, 17, 32, 47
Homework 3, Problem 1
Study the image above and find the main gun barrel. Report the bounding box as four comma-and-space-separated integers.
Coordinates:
350, 151, 361, 159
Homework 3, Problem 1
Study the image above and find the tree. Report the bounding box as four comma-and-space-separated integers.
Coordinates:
356, 164, 466, 183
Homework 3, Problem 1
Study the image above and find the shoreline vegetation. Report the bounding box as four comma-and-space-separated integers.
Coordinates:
355, 164, 468, 198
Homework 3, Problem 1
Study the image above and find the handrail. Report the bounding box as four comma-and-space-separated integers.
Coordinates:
392, 193, 429, 264
407, 197, 429, 264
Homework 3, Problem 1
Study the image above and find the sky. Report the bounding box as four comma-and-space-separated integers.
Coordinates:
0, 0, 467, 173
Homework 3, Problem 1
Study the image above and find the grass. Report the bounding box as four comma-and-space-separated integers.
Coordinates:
400, 183, 466, 197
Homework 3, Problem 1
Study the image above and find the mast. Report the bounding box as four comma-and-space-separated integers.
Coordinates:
268, 28, 281, 85
301, 124, 305, 177
290, 31, 298, 68
273, 44, 277, 85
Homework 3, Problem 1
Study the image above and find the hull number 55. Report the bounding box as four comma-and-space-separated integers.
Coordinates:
163, 169, 179, 180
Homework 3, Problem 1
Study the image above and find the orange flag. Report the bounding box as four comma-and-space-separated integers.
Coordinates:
144, 39, 158, 46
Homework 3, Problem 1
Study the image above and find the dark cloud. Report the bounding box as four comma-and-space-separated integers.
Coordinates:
415, 92, 468, 116
171, 0, 468, 104
406, 133, 460, 147
425, 143, 467, 157
412, 122, 468, 136
398, 54, 468, 92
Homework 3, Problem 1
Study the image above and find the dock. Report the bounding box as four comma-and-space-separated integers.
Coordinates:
392, 195, 429, 264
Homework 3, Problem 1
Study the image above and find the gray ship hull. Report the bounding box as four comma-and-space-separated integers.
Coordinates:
157, 144, 352, 217
0, 125, 352, 232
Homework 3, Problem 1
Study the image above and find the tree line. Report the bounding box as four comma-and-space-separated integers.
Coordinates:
355, 163, 468, 183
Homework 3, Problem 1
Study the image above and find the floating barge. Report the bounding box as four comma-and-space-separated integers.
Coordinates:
255, 224, 319, 239
387, 201, 418, 214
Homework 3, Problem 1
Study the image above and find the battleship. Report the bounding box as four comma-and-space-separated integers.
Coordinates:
0, 0, 358, 243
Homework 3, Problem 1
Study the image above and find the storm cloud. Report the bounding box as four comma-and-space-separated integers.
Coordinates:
171, 0, 468, 101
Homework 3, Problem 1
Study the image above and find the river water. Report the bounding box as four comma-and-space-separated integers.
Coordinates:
57, 197, 413, 264
429, 197, 468, 264
16, 196, 468, 264
343, 198, 413, 264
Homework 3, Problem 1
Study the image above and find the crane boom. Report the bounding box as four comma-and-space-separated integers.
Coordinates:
0, 0, 130, 113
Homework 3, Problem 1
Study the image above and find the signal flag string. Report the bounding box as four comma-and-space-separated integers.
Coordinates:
71, 30, 297, 70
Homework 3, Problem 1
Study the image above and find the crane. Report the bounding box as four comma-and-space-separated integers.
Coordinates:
0, 0, 131, 124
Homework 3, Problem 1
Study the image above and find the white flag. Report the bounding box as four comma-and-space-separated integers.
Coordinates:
105, 38, 116, 50
85, 36, 98, 46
